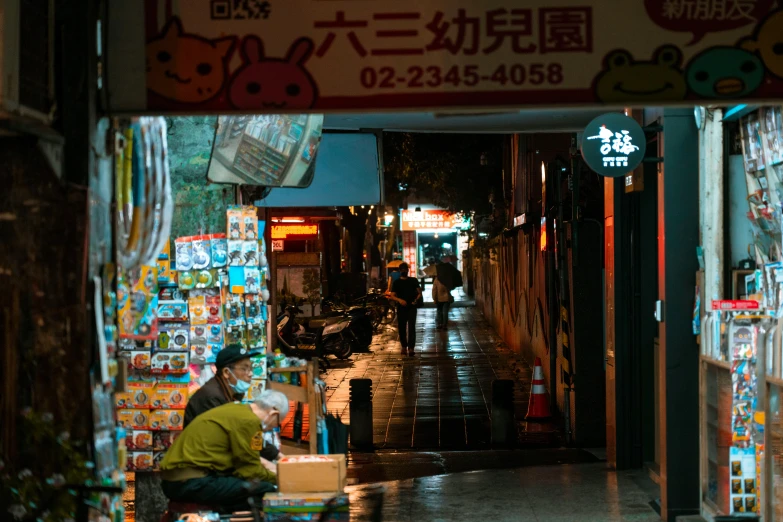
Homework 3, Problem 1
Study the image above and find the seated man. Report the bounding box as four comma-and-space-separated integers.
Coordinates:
184, 345, 282, 467
160, 389, 289, 513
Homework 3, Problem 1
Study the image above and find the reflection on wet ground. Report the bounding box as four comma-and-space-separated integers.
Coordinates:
347, 463, 661, 522
320, 307, 559, 452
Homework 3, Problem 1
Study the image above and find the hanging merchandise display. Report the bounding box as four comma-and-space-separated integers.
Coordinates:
115, 204, 278, 477
698, 107, 783, 521
115, 117, 174, 271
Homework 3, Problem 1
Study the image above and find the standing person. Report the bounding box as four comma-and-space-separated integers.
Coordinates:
389, 262, 422, 356
433, 255, 463, 330
432, 276, 451, 330
160, 390, 290, 513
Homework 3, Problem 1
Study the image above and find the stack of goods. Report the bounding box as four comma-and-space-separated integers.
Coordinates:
226, 205, 271, 402
264, 455, 349, 521
728, 320, 762, 515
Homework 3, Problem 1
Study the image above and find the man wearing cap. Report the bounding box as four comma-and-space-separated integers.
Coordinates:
185, 345, 257, 426
185, 345, 281, 465
161, 389, 290, 512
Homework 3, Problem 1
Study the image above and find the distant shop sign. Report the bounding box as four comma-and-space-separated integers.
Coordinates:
109, 1, 783, 114
271, 224, 318, 239
272, 240, 285, 252
401, 210, 459, 231
581, 113, 646, 178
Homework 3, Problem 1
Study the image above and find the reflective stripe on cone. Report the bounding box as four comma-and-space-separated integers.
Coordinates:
526, 356, 551, 420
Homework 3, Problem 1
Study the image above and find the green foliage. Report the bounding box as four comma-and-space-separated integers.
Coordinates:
1, 410, 92, 522
383, 133, 505, 216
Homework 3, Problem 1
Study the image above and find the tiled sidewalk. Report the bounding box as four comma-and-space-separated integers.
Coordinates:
319, 306, 558, 450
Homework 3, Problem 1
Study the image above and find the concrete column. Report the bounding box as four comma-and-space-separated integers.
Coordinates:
658, 108, 701, 521
700, 108, 725, 310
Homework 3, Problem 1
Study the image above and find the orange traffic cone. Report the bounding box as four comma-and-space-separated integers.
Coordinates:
526, 357, 551, 419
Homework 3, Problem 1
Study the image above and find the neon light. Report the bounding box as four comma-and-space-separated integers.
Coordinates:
271, 224, 318, 239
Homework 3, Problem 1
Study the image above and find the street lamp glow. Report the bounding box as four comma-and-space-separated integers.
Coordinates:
541, 162, 546, 184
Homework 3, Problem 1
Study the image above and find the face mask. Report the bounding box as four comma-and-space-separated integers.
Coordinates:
228, 369, 251, 395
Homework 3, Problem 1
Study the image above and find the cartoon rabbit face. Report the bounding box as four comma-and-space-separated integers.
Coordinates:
229, 36, 319, 110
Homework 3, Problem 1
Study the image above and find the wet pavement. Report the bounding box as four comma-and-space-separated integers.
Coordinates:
319, 306, 559, 451
347, 462, 661, 521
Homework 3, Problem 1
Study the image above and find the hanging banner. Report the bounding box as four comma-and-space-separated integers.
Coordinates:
402, 231, 417, 275
108, 1, 783, 113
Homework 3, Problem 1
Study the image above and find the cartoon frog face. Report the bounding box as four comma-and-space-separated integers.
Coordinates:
686, 47, 764, 98
741, 10, 783, 79
595, 46, 687, 103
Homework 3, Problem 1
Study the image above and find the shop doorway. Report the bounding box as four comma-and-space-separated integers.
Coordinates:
416, 230, 468, 304
607, 131, 661, 495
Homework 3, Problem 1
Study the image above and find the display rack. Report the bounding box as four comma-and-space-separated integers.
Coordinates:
233, 132, 291, 185
699, 106, 783, 522
267, 359, 321, 455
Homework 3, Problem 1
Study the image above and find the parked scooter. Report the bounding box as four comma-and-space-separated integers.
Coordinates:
277, 304, 354, 361
316, 300, 374, 351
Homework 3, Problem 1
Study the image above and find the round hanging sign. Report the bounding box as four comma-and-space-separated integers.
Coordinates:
581, 113, 646, 178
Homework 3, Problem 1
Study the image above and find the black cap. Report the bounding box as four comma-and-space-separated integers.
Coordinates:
216, 345, 262, 369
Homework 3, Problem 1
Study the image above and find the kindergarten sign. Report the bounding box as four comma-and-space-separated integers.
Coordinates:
107, 1, 783, 113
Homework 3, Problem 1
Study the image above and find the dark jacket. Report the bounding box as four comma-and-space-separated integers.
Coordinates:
184, 376, 280, 461
184, 376, 241, 427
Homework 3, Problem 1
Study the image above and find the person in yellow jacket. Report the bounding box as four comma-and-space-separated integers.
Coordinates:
160, 389, 289, 512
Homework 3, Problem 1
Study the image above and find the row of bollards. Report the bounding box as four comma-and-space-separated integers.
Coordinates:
348, 378, 518, 450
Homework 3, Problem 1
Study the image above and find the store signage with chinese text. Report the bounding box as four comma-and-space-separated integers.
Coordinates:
271, 224, 318, 240
402, 231, 417, 275
401, 210, 459, 231
711, 300, 761, 311
581, 113, 646, 178
109, 1, 783, 114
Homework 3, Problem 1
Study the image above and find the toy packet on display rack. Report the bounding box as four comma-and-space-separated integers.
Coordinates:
117, 265, 159, 340
150, 409, 184, 431
152, 382, 189, 409
157, 323, 189, 350
151, 351, 189, 374
730, 447, 759, 514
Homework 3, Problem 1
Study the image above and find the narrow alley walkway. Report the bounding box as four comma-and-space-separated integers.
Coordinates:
319, 306, 559, 450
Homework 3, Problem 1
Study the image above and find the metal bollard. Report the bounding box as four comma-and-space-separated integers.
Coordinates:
349, 378, 374, 451
491, 379, 517, 448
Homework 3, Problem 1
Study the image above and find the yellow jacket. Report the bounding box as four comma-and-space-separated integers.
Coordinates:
161, 402, 276, 484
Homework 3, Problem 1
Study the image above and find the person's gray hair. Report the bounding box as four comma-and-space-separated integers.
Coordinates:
255, 389, 290, 418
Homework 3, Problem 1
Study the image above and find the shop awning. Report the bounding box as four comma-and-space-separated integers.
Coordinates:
256, 132, 381, 208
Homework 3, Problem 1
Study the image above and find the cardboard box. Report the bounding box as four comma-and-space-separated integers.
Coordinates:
115, 391, 133, 409
118, 409, 150, 430
127, 451, 153, 471
150, 409, 184, 431
277, 455, 347, 494
129, 382, 155, 408
126, 430, 153, 450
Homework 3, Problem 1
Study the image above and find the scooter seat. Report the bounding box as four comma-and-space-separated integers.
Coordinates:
308, 318, 328, 329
